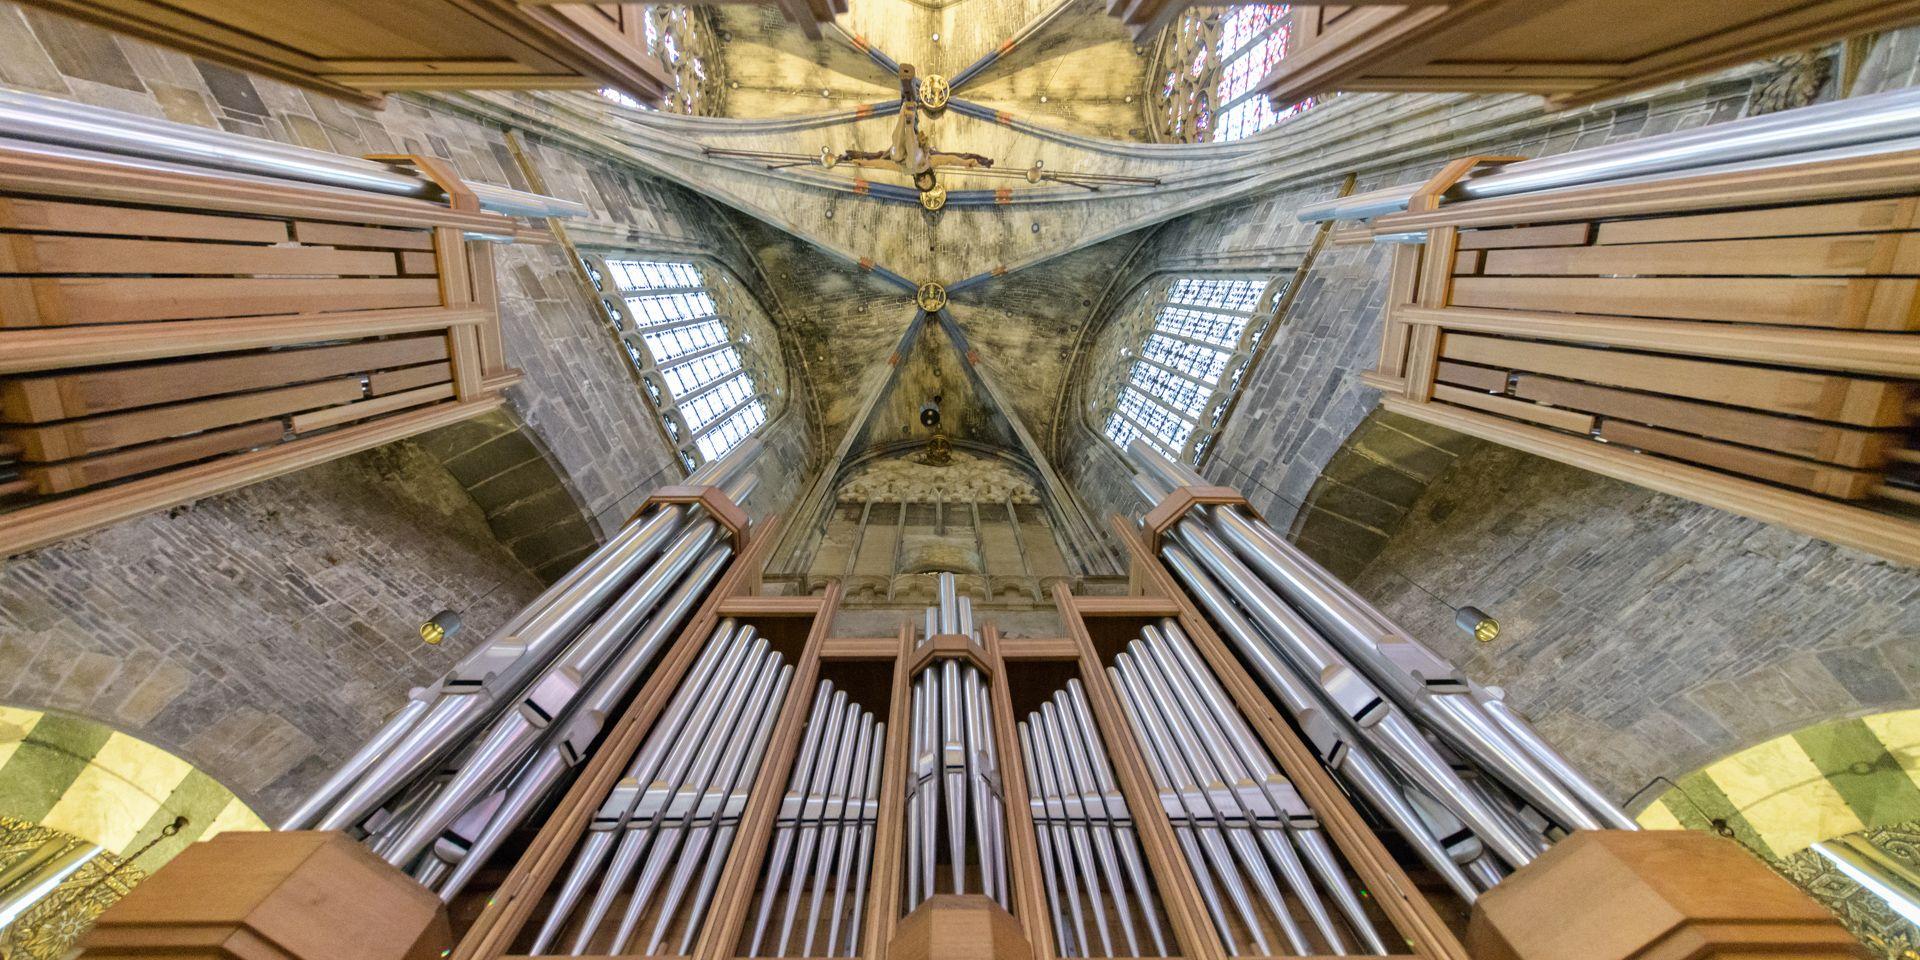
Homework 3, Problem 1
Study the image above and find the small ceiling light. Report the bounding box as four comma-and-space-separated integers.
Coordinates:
1455, 606, 1499, 644
821, 88, 831, 98
931, 32, 940, 41
1039, 95, 1049, 103
420, 610, 463, 646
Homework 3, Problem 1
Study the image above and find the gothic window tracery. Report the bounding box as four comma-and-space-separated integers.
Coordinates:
1098, 276, 1284, 466
597, 5, 726, 115
1150, 4, 1314, 143
585, 255, 773, 466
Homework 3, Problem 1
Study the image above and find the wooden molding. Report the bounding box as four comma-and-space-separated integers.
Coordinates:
1140, 485, 1255, 557
12, 0, 677, 105
635, 485, 752, 543
82, 831, 451, 960
1469, 830, 1864, 960
906, 633, 993, 678
1255, 1, 1920, 109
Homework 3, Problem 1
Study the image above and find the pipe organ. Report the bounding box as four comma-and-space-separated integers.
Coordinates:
82, 428, 1864, 960
0, 92, 585, 558
906, 583, 1012, 913
1305, 86, 1920, 568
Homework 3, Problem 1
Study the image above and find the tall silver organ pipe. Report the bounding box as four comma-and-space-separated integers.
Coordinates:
1019, 682, 1170, 958
745, 682, 886, 958
281, 441, 765, 902
1125, 440, 1634, 902
533, 620, 794, 955
1109, 624, 1388, 956
905, 573, 1010, 911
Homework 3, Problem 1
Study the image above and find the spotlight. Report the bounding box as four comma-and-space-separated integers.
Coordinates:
1455, 606, 1499, 644
421, 610, 463, 646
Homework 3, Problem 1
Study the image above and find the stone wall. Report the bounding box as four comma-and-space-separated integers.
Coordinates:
0, 443, 541, 820
1058, 29, 1920, 811
1350, 445, 1920, 809
0, 2, 818, 814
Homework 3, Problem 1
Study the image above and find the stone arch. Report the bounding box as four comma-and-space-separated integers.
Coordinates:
0, 705, 267, 956
1284, 407, 1484, 580
412, 405, 603, 584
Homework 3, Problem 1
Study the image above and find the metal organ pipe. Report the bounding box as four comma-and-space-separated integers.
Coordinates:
0, 89, 591, 219
1123, 440, 1636, 906
1158, 542, 1487, 901
1019, 683, 1171, 959
904, 574, 1011, 911
747, 682, 887, 958
281, 442, 765, 916
1295, 85, 1920, 223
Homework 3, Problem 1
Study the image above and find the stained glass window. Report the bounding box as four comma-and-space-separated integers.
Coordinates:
1102, 277, 1274, 465
597, 5, 725, 117
598, 256, 770, 464
1153, 5, 1315, 144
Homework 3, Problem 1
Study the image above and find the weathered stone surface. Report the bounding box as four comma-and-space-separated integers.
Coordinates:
0, 443, 541, 817
1348, 445, 1920, 804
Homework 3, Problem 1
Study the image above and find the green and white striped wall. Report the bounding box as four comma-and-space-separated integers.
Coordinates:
0, 706, 265, 872
1637, 708, 1920, 860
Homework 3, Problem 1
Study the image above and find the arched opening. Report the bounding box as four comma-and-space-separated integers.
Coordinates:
0, 706, 265, 958
1637, 709, 1920, 955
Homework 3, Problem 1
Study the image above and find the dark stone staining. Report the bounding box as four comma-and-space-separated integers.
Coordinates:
489, 141, 532, 192
19, 6, 143, 91
414, 411, 600, 584
194, 59, 269, 117
1285, 409, 1483, 579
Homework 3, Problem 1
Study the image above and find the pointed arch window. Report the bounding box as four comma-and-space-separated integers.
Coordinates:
1101, 276, 1283, 466
583, 255, 770, 467
1153, 5, 1315, 144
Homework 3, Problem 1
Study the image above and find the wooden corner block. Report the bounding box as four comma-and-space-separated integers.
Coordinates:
366, 153, 479, 213
1405, 154, 1529, 214
633, 484, 751, 543
81, 830, 449, 960
1469, 830, 1867, 960
889, 894, 1034, 960
908, 634, 992, 677
1142, 484, 1253, 556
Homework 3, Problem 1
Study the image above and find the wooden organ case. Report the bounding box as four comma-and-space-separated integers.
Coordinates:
1259, 1, 1920, 108
85, 442, 1866, 960
1353, 142, 1920, 566
0, 96, 576, 557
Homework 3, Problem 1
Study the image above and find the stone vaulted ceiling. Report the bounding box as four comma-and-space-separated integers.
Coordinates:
449, 0, 1303, 493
